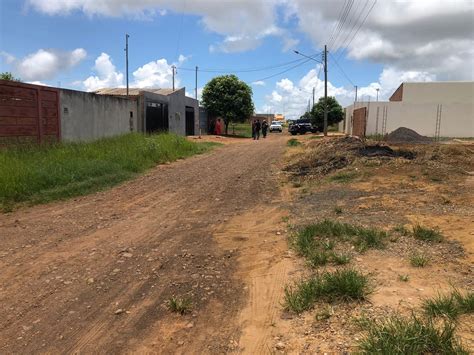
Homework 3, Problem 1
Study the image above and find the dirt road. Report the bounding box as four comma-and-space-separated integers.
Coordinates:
0, 134, 288, 353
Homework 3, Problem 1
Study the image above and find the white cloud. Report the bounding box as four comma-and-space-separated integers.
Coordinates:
3, 48, 86, 81
291, 0, 474, 80
83, 53, 124, 91
252, 80, 266, 86
132, 58, 176, 88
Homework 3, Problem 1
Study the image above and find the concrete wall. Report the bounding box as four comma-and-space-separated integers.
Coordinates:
60, 89, 137, 142
345, 100, 474, 138
401, 82, 474, 104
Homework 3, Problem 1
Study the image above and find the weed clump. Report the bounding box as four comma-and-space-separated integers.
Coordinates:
422, 289, 474, 320
357, 314, 468, 354
412, 225, 444, 242
328, 171, 358, 183
410, 252, 430, 267
167, 296, 192, 315
287, 138, 301, 147
284, 269, 371, 313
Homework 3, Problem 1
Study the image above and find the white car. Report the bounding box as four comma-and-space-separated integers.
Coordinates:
269, 121, 283, 133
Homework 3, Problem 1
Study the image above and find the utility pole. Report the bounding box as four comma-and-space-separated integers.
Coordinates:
195, 66, 198, 100
376, 88, 379, 102
323, 44, 328, 136
172, 65, 176, 91
125, 34, 130, 97
312, 87, 315, 108
354, 85, 358, 103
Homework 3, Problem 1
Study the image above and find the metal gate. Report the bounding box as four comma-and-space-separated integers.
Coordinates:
0, 80, 60, 144
352, 107, 367, 137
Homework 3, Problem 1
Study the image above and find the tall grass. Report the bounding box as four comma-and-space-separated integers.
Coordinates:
422, 289, 474, 320
0, 133, 217, 211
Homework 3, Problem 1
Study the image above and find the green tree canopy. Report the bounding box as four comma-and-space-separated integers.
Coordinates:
0, 72, 21, 81
309, 96, 344, 131
201, 74, 254, 134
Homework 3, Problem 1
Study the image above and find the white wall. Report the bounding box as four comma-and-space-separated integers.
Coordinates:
345, 100, 474, 138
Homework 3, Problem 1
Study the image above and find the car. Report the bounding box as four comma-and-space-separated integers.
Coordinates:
269, 121, 283, 133
288, 119, 318, 135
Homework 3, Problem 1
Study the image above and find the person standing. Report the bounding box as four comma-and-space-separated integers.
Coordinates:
255, 119, 261, 140
251, 119, 256, 140
261, 120, 268, 138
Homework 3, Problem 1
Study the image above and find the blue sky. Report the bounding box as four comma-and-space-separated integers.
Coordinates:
1, 0, 472, 119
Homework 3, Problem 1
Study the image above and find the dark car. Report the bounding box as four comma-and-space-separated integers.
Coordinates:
288, 119, 318, 135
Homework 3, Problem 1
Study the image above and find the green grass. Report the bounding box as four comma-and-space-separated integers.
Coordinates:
287, 138, 301, 147
410, 252, 430, 267
167, 296, 192, 315
331, 252, 352, 265
422, 289, 474, 320
0, 133, 217, 211
398, 274, 409, 282
228, 123, 252, 138
328, 171, 358, 183
392, 224, 410, 236
412, 225, 444, 242
358, 314, 468, 354
333, 206, 343, 214
284, 269, 371, 313
292, 220, 387, 263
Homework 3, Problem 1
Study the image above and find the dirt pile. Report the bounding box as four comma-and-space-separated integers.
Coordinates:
386, 127, 432, 144
285, 137, 415, 177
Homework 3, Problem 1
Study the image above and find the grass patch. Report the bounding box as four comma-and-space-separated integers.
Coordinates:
284, 269, 371, 313
167, 296, 192, 315
422, 289, 474, 320
392, 224, 409, 236
334, 206, 343, 215
292, 220, 387, 263
228, 123, 252, 138
358, 314, 468, 354
412, 225, 444, 242
287, 138, 301, 147
0, 133, 217, 211
331, 252, 352, 265
410, 252, 430, 267
328, 171, 358, 183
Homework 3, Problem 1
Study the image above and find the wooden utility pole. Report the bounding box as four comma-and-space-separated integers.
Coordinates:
324, 44, 328, 136
125, 34, 129, 97
312, 87, 315, 108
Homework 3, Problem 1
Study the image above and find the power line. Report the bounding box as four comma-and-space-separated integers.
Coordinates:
329, 0, 354, 51
327, 0, 348, 48
338, 0, 377, 59
177, 53, 322, 74
251, 57, 315, 82
329, 52, 355, 86
333, 0, 370, 52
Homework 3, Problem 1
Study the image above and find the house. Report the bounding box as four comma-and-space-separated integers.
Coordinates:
249, 113, 275, 124
343, 81, 474, 138
95, 87, 199, 136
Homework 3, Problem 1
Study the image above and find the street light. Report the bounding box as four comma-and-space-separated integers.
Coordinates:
294, 48, 328, 135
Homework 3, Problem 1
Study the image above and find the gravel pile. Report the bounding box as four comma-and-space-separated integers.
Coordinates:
386, 127, 432, 144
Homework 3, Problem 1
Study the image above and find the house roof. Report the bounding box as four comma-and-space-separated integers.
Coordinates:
95, 88, 179, 96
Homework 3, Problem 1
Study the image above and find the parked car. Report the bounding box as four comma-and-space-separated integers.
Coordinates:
288, 119, 318, 135
269, 121, 283, 133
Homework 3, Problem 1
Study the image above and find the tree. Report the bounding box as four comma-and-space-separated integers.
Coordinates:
0, 72, 21, 81
201, 74, 254, 135
309, 96, 344, 131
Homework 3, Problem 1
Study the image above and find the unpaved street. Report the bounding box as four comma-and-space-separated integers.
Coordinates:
0, 135, 287, 353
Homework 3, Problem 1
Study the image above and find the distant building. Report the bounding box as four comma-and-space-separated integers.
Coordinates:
249, 113, 275, 123
96, 87, 198, 136
343, 81, 474, 138
275, 113, 285, 121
